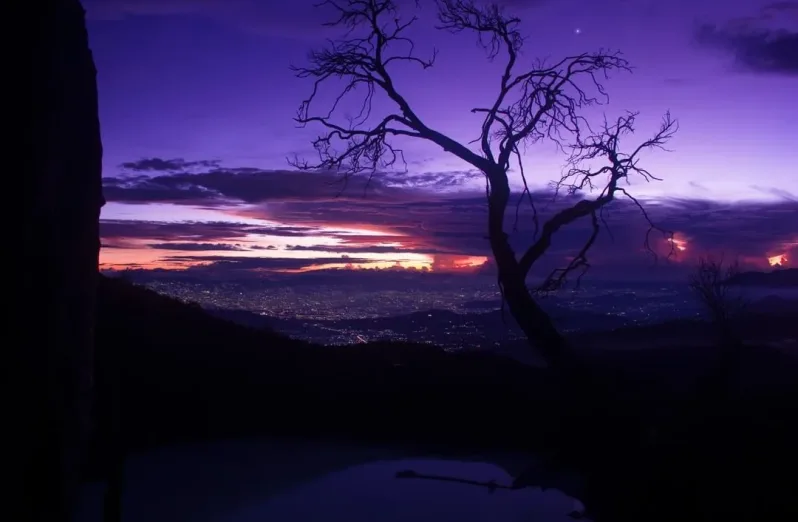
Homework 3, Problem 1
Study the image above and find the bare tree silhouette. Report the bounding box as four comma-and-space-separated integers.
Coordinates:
688, 256, 748, 394
688, 256, 747, 342
291, 0, 678, 367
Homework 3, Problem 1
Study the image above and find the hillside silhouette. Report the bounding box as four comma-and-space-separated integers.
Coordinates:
728, 267, 797, 287
88, 275, 798, 521
90, 275, 554, 457
210, 298, 798, 352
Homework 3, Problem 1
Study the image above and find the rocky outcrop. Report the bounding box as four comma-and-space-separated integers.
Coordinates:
22, 1, 104, 520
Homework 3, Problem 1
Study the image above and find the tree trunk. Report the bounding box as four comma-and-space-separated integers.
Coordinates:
499, 265, 571, 367
21, 1, 104, 520
485, 173, 571, 369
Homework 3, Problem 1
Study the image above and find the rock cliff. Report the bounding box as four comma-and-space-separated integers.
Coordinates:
22, 1, 104, 520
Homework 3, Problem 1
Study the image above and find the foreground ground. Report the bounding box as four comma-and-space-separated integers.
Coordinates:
78, 437, 584, 522
86, 276, 798, 521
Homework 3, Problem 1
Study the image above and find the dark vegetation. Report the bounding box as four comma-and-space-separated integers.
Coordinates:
89, 275, 554, 456
208, 297, 798, 350
88, 275, 798, 521
728, 267, 797, 287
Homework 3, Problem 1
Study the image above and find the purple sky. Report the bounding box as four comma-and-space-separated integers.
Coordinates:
84, 0, 797, 280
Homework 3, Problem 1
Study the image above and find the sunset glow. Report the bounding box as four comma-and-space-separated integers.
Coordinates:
667, 236, 688, 254
768, 254, 788, 267
669, 238, 687, 252
88, 0, 797, 281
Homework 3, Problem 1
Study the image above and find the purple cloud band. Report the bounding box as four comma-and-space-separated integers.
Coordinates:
101, 158, 797, 279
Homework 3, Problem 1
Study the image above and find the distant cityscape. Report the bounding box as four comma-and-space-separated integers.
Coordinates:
137, 278, 704, 347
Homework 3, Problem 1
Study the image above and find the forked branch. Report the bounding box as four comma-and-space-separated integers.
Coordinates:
289, 1, 430, 174
522, 112, 679, 291
290, 0, 490, 180
689, 255, 747, 328
437, 0, 631, 169
291, 0, 679, 302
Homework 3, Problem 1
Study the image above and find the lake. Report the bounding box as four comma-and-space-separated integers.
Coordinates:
76, 438, 585, 522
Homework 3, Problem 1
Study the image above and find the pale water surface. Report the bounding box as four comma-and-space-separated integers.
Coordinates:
76, 438, 585, 522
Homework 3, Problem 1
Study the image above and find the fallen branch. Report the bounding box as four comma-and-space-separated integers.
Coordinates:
395, 469, 511, 493
395, 468, 588, 519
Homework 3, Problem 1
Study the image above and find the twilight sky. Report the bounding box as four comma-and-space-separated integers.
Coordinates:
85, 0, 797, 281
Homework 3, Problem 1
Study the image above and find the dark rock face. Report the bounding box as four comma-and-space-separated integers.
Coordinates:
23, 1, 104, 520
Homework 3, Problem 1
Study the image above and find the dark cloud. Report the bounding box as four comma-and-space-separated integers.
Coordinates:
100, 220, 320, 242
286, 244, 406, 254
648, 198, 798, 262
101, 160, 797, 282
688, 181, 710, 194
162, 255, 372, 272
119, 158, 221, 172
83, 0, 330, 38
751, 185, 797, 201
268, 194, 798, 274
285, 244, 458, 255
148, 242, 250, 251
103, 161, 481, 206
112, 263, 493, 289
85, 0, 474, 39
101, 193, 798, 283
84, 0, 546, 29
695, 2, 798, 75
102, 178, 229, 205
764, 1, 798, 18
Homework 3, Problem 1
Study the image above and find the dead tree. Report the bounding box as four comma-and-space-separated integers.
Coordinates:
688, 256, 746, 338
291, 0, 678, 368
688, 256, 748, 395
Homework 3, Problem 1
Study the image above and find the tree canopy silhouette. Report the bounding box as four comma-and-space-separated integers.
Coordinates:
291, 0, 678, 366
689, 256, 747, 338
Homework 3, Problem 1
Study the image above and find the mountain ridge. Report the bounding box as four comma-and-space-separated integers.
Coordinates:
728, 268, 797, 287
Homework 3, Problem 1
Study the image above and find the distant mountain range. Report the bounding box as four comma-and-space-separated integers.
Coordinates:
728, 268, 797, 287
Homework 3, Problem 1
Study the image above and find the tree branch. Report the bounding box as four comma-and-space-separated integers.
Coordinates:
293, 0, 681, 348
437, 0, 521, 162
291, 0, 492, 181
689, 255, 747, 328
438, 2, 631, 171
519, 112, 679, 290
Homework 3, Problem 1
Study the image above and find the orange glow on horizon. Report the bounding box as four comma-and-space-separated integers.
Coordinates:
449, 256, 489, 269
668, 236, 688, 252
768, 254, 788, 267
282, 260, 428, 273
281, 255, 489, 274
229, 206, 406, 238
99, 237, 489, 274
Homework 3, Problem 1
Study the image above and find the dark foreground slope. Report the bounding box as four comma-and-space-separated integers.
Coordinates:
92, 276, 553, 455
90, 276, 798, 521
